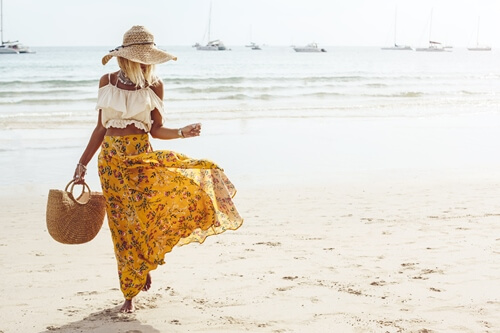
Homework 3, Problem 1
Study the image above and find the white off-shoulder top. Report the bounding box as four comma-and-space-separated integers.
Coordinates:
96, 75, 164, 132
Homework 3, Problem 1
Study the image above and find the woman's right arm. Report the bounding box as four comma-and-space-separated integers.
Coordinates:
73, 110, 107, 184
73, 75, 109, 183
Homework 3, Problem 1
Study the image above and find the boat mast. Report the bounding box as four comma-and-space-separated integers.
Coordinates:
429, 8, 433, 43
476, 17, 480, 46
207, 0, 212, 42
1, 0, 3, 44
393, 6, 397, 46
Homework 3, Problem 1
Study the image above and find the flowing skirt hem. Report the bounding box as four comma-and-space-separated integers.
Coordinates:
98, 134, 243, 300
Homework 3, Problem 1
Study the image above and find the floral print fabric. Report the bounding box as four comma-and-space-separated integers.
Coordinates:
98, 134, 243, 300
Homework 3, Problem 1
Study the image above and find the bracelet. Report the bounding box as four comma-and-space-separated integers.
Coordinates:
177, 128, 185, 138
75, 163, 87, 179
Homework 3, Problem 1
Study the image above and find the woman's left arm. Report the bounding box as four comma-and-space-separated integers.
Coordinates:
149, 80, 201, 140
150, 110, 201, 140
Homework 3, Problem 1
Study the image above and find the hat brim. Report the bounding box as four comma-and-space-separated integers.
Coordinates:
102, 45, 177, 65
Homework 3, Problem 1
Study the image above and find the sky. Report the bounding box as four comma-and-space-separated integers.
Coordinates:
2, 0, 500, 48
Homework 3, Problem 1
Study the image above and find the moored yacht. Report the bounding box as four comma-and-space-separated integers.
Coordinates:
245, 42, 261, 50
0, 0, 35, 54
467, 17, 491, 51
415, 10, 451, 52
415, 41, 449, 52
196, 39, 228, 51
381, 44, 412, 51
293, 43, 326, 52
0, 40, 34, 54
468, 45, 492, 51
381, 7, 412, 51
0, 42, 16, 53
195, 0, 229, 51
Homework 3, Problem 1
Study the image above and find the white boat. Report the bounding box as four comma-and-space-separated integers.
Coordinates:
0, 42, 17, 53
197, 39, 227, 51
195, 1, 228, 51
381, 44, 412, 51
245, 26, 261, 50
293, 43, 326, 52
468, 45, 492, 51
381, 7, 412, 50
415, 41, 448, 52
245, 42, 261, 50
0, 0, 34, 54
0, 40, 34, 53
415, 10, 451, 52
467, 17, 491, 51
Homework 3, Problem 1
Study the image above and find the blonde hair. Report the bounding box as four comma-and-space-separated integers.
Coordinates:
117, 57, 159, 88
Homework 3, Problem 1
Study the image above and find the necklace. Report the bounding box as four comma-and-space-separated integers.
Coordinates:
117, 70, 136, 86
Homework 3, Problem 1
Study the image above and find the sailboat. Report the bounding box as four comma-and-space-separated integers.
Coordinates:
0, 0, 34, 54
381, 7, 412, 50
292, 43, 327, 52
467, 17, 491, 51
245, 26, 261, 50
416, 10, 451, 52
416, 40, 448, 52
245, 42, 261, 50
195, 0, 228, 51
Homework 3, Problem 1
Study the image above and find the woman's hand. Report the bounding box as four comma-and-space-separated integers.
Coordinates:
73, 163, 87, 184
181, 123, 202, 138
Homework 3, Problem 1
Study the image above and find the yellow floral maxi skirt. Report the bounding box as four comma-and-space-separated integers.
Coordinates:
97, 134, 243, 300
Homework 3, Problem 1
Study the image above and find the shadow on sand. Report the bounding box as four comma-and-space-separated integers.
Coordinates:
38, 306, 161, 333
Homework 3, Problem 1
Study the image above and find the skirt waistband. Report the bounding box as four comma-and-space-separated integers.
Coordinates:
101, 134, 152, 156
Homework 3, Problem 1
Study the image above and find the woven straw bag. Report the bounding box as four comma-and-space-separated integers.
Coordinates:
46, 180, 106, 244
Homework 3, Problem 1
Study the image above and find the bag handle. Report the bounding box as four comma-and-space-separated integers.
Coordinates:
65, 180, 92, 205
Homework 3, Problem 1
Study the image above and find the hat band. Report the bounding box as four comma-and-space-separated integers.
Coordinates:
109, 41, 156, 52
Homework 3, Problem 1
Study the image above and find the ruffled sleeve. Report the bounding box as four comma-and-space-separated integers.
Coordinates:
96, 85, 164, 118
147, 89, 166, 119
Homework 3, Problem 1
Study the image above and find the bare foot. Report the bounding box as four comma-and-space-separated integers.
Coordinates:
142, 272, 152, 291
120, 299, 134, 313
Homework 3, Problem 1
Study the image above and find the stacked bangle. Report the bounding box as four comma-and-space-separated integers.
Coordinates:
77, 163, 87, 171
75, 163, 87, 179
77, 163, 87, 175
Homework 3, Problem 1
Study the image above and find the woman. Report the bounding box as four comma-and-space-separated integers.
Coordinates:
73, 26, 243, 313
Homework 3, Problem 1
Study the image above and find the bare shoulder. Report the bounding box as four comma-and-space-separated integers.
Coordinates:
150, 79, 164, 99
98, 74, 109, 88
98, 72, 118, 88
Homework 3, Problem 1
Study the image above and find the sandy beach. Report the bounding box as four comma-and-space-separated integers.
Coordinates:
1, 115, 500, 333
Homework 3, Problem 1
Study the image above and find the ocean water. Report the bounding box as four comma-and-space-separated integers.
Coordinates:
2, 46, 500, 126
1, 46, 500, 187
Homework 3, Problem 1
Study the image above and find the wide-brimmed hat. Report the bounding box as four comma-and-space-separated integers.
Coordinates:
102, 25, 177, 65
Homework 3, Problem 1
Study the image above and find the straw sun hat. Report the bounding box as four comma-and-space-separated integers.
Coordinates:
102, 25, 177, 65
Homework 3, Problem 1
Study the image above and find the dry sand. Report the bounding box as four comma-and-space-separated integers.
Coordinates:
0, 168, 499, 333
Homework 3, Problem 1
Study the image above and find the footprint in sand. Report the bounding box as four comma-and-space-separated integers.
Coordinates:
370, 280, 387, 286
282, 276, 299, 281
254, 241, 281, 246
76, 291, 98, 296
